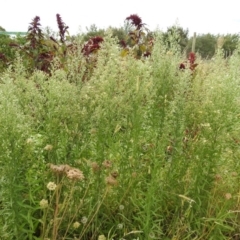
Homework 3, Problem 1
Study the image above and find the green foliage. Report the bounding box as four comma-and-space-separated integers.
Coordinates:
83, 24, 105, 42
109, 26, 127, 42
0, 34, 13, 71
187, 33, 217, 58
222, 34, 239, 57
162, 25, 189, 53
187, 33, 240, 59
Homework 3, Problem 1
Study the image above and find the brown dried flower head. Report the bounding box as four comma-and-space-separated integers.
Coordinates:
132, 172, 137, 178
66, 168, 85, 181
111, 171, 119, 179
225, 193, 232, 200
106, 175, 118, 186
91, 162, 100, 173
214, 174, 222, 182
102, 160, 112, 169
44, 144, 53, 151
49, 164, 71, 174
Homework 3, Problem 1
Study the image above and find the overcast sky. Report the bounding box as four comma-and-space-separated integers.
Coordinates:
1, 0, 240, 37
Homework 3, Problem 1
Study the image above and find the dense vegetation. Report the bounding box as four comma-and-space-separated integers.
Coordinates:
0, 14, 239, 240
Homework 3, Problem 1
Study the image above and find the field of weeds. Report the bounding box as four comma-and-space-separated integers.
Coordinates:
0, 31, 239, 240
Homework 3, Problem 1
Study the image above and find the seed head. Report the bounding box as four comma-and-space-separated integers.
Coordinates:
102, 160, 112, 169
119, 205, 124, 210
98, 235, 106, 240
73, 221, 80, 229
91, 162, 100, 173
26, 138, 34, 144
66, 168, 85, 181
49, 164, 71, 174
111, 171, 119, 179
117, 223, 123, 229
81, 216, 88, 224
44, 144, 53, 151
40, 199, 48, 208
47, 182, 57, 191
225, 193, 232, 200
106, 175, 118, 186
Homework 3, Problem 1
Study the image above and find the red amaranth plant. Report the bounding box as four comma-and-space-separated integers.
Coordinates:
25, 16, 55, 72
126, 14, 145, 30
81, 36, 104, 56
10, 16, 59, 73
8, 16, 53, 72
7, 14, 74, 74
81, 36, 104, 81
179, 52, 198, 71
120, 14, 153, 59
119, 39, 127, 48
27, 16, 44, 49
56, 14, 69, 44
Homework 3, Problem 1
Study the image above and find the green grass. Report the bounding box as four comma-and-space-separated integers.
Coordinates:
0, 32, 239, 240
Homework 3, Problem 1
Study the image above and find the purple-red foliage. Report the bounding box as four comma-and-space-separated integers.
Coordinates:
27, 16, 43, 48
126, 14, 144, 30
9, 42, 19, 47
143, 51, 151, 57
82, 36, 104, 56
0, 53, 6, 61
119, 40, 127, 48
28, 16, 41, 34
188, 52, 196, 65
56, 14, 69, 43
179, 63, 186, 70
180, 52, 198, 71
121, 14, 152, 59
91, 36, 104, 45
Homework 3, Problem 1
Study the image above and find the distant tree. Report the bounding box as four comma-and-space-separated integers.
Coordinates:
109, 26, 127, 42
122, 20, 134, 34
43, 26, 58, 39
163, 26, 189, 53
83, 24, 105, 41
222, 34, 239, 57
187, 33, 217, 59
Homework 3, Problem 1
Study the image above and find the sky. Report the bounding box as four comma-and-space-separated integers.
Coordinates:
1, 0, 240, 37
